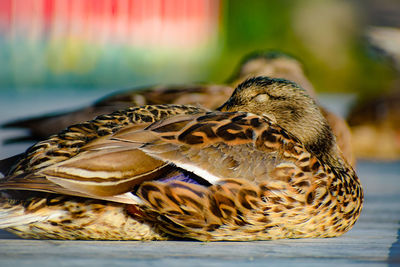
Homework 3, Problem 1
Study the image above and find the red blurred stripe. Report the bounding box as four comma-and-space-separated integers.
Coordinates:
0, 0, 12, 31
0, 0, 220, 47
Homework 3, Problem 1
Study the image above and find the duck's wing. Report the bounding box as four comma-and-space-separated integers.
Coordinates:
110, 111, 279, 183
8, 105, 204, 175
0, 146, 170, 204
0, 110, 300, 205
0, 153, 24, 176
0, 105, 204, 203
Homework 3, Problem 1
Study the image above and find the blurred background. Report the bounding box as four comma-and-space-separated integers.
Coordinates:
0, 0, 398, 92
0, 0, 399, 160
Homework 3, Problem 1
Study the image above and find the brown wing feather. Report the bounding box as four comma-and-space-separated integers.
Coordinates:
9, 104, 204, 176
0, 147, 174, 203
112, 112, 290, 183
0, 105, 204, 202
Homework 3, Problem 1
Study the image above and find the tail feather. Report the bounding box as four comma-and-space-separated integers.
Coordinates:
0, 199, 32, 228
0, 153, 24, 176
0, 197, 64, 228
1, 106, 125, 141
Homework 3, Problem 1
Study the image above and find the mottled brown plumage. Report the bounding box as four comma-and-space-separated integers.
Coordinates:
0, 77, 363, 241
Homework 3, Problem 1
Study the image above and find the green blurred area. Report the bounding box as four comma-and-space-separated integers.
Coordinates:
211, 0, 397, 96
0, 0, 398, 96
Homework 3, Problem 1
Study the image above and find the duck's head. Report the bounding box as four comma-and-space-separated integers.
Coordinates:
218, 76, 338, 165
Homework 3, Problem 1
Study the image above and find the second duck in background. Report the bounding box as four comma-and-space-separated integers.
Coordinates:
2, 51, 355, 165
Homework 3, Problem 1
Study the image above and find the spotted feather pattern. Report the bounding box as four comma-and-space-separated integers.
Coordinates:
124, 112, 363, 241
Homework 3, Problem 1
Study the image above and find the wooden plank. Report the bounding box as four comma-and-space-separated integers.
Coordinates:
0, 162, 398, 266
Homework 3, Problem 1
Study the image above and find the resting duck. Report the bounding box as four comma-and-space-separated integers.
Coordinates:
0, 77, 363, 241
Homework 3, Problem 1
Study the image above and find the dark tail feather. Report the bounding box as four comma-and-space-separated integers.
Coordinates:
0, 153, 23, 176
1, 112, 70, 140
2, 106, 125, 141
1, 112, 61, 129
2, 136, 38, 145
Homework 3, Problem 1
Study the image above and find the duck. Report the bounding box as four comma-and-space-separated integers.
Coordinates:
1, 51, 355, 166
229, 51, 317, 95
0, 77, 363, 241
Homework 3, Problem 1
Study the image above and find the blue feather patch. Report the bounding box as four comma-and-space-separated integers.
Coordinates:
159, 173, 201, 185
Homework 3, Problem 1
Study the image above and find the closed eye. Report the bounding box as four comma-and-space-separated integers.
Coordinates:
253, 94, 269, 103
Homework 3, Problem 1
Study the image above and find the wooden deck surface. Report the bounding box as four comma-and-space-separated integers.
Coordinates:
0, 91, 399, 266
